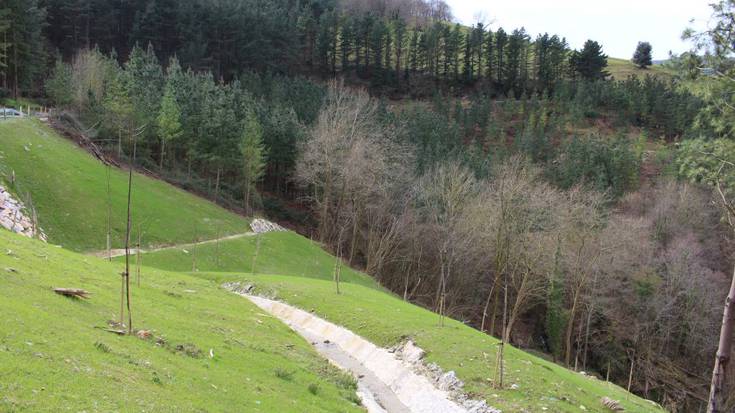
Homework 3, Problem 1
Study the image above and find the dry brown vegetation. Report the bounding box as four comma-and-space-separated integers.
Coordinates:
295, 82, 733, 412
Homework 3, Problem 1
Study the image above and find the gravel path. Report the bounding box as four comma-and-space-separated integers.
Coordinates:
88, 232, 255, 259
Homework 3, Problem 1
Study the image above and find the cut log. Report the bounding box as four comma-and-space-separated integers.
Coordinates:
53, 288, 90, 299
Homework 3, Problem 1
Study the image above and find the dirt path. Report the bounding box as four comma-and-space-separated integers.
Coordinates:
88, 232, 255, 259
237, 293, 495, 413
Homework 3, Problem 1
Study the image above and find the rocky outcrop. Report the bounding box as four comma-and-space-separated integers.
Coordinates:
249, 218, 286, 234
0, 185, 47, 241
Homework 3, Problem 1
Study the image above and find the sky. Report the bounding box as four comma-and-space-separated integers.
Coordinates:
445, 0, 712, 60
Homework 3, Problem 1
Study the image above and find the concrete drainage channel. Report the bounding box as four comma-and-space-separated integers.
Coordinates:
226, 284, 498, 413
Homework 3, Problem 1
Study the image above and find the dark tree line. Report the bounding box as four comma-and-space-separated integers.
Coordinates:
0, 0, 47, 98
15, 0, 612, 99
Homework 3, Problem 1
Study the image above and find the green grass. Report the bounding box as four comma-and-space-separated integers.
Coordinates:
608, 58, 673, 80
194, 273, 663, 413
0, 119, 250, 252
121, 231, 379, 289
1, 116, 660, 412
0, 230, 363, 412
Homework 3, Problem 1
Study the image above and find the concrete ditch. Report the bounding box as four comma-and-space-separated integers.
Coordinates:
226, 284, 498, 413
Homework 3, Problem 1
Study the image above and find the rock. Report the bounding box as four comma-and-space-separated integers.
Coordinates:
437, 370, 463, 391
399, 340, 425, 364
249, 218, 286, 234
0, 184, 46, 241
601, 397, 624, 411
222, 282, 255, 295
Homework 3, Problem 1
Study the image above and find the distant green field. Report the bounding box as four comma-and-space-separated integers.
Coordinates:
0, 230, 362, 412
123, 231, 379, 289
196, 272, 663, 413
608, 57, 673, 80
0, 119, 250, 252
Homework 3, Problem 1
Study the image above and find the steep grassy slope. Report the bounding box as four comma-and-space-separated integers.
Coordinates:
124, 231, 378, 288
0, 230, 362, 412
608, 58, 673, 80
0, 118, 249, 252
1, 116, 661, 412
195, 273, 663, 413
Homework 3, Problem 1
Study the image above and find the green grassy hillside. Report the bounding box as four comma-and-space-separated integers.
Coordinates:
0, 116, 661, 413
200, 272, 663, 413
122, 231, 378, 288
608, 58, 673, 80
0, 118, 249, 252
0, 230, 362, 412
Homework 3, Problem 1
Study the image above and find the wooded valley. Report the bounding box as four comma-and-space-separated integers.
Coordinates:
2, 0, 735, 411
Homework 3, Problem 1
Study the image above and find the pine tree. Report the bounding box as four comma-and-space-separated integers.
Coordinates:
4, 0, 47, 97
632, 41, 653, 69
157, 78, 183, 170
571, 40, 609, 81
46, 59, 74, 107
340, 15, 355, 71
123, 44, 164, 146
393, 16, 406, 86
240, 109, 267, 214
0, 8, 9, 86
485, 29, 494, 83
495, 28, 507, 90
104, 68, 134, 155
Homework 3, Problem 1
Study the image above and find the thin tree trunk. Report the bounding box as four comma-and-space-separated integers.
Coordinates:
214, 167, 221, 203
215, 226, 221, 268
565, 289, 580, 366
159, 139, 165, 170
627, 355, 635, 392
123, 130, 136, 335
136, 225, 142, 287
333, 241, 342, 295
251, 234, 261, 274
187, 156, 192, 183
348, 208, 359, 265
403, 268, 410, 301
191, 230, 198, 272
244, 181, 251, 215
106, 165, 112, 262
708, 264, 735, 413
494, 273, 508, 389
481, 281, 496, 333
583, 304, 593, 371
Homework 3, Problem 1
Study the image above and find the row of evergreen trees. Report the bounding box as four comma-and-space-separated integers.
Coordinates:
0, 0, 46, 98
46, 42, 700, 216
47, 46, 326, 212
3, 0, 615, 98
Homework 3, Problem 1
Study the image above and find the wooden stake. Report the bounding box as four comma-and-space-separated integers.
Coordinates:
192, 228, 198, 272
215, 226, 221, 268
106, 164, 112, 262
251, 233, 261, 274
136, 224, 142, 287
122, 124, 142, 335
